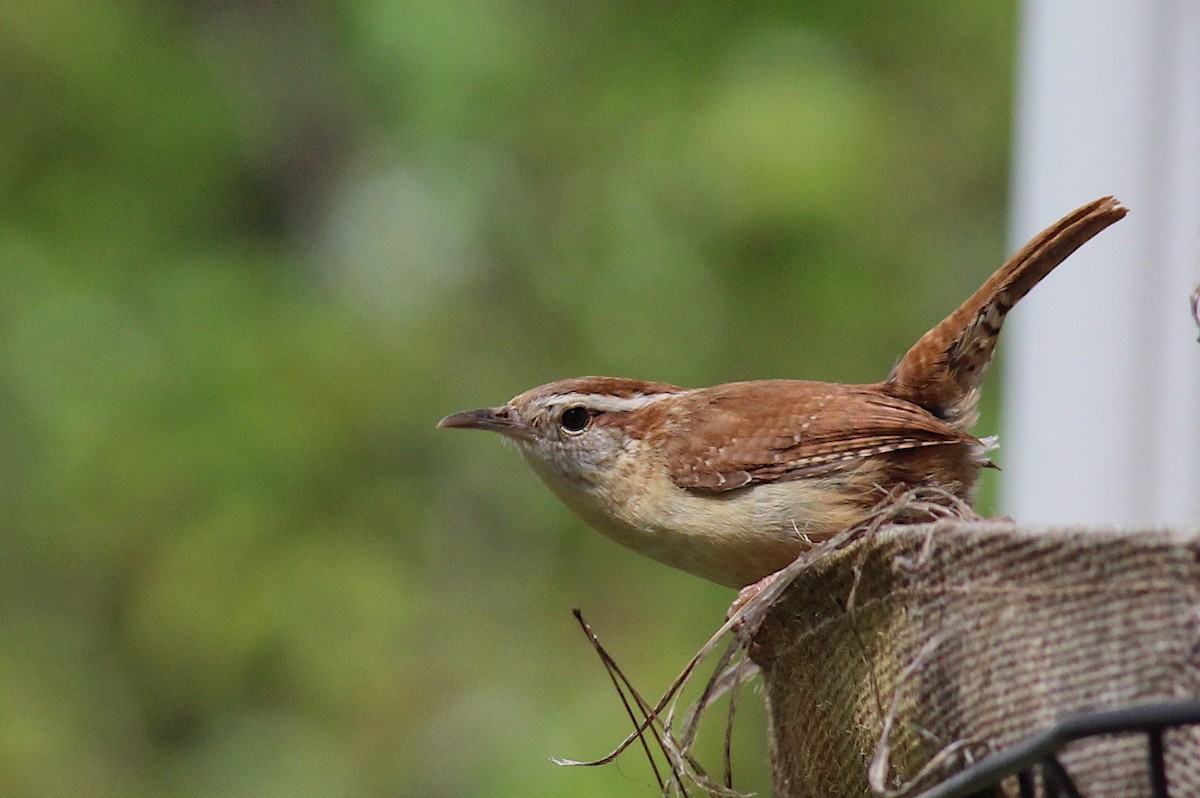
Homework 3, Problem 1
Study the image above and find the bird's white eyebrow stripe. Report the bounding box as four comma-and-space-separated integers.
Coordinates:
553, 392, 677, 412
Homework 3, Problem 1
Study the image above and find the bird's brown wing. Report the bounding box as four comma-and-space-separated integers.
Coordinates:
655, 380, 976, 493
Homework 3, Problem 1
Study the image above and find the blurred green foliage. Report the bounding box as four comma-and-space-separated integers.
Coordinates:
0, 1, 1015, 795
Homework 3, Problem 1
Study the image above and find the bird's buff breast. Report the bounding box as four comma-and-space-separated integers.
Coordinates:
521, 447, 866, 588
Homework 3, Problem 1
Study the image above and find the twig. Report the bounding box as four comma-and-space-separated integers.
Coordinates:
557, 485, 982, 796
562, 608, 671, 793
1190, 282, 1199, 342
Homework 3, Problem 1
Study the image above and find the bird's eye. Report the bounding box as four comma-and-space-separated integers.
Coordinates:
560, 406, 591, 433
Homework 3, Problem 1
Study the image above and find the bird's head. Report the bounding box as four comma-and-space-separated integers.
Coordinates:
438, 376, 683, 485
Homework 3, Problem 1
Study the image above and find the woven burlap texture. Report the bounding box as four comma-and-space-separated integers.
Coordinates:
753, 522, 1200, 798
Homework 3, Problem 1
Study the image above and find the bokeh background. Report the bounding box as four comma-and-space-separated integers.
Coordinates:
0, 2, 1017, 795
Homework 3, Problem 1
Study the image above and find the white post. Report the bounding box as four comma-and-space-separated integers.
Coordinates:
1004, 1, 1200, 526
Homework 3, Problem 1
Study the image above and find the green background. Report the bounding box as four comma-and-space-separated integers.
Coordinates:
0, 2, 1016, 795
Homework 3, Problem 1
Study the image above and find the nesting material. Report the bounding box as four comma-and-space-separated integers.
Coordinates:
751, 520, 1200, 797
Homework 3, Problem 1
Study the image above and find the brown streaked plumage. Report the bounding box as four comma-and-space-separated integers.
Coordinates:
883, 197, 1128, 428
648, 381, 978, 491
439, 197, 1127, 588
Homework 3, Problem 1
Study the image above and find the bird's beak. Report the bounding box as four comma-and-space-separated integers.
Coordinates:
437, 406, 533, 441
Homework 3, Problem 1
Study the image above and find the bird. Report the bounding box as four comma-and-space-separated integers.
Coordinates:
439, 197, 1127, 588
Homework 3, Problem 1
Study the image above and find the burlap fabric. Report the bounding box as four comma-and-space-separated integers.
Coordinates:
752, 522, 1200, 797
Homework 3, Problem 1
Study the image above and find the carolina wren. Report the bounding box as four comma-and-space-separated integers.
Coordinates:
440, 197, 1126, 588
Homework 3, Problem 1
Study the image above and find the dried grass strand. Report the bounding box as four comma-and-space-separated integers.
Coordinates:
557, 485, 983, 796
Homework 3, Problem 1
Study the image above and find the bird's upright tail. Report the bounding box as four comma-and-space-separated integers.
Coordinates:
882, 196, 1128, 430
